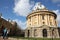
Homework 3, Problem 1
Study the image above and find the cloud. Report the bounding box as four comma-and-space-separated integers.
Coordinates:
13, 0, 35, 17
53, 10, 60, 14
53, 10, 60, 26
52, 0, 60, 3
13, 19, 27, 29
57, 4, 60, 7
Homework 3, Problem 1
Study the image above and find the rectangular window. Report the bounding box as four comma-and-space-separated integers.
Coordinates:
55, 21, 57, 26
42, 15, 44, 20
50, 22, 52, 25
29, 17, 31, 22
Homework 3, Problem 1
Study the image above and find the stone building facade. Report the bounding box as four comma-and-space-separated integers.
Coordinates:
0, 15, 23, 36
25, 2, 59, 38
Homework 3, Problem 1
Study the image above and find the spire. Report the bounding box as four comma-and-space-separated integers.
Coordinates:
32, 2, 46, 11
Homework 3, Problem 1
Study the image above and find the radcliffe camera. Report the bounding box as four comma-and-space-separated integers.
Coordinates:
0, 0, 60, 40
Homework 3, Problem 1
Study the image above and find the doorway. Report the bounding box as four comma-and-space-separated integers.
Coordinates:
27, 30, 30, 37
43, 29, 47, 37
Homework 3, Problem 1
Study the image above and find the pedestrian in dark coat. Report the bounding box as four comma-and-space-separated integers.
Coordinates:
3, 28, 7, 39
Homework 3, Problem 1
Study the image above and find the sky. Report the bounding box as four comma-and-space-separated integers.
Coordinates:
0, 0, 60, 29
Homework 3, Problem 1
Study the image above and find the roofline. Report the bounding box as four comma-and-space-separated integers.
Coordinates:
26, 10, 57, 19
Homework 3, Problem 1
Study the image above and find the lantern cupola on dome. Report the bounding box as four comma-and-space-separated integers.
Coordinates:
32, 2, 47, 11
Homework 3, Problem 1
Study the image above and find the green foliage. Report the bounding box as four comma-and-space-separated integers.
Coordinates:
9, 36, 60, 40
22, 38, 60, 40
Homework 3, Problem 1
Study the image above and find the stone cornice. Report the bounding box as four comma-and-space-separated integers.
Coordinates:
27, 10, 57, 19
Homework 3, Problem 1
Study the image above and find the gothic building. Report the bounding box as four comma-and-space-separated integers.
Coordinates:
25, 2, 59, 38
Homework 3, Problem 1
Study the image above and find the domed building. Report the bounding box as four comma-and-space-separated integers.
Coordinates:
25, 2, 59, 38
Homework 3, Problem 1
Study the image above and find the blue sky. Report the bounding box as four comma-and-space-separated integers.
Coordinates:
0, 0, 60, 29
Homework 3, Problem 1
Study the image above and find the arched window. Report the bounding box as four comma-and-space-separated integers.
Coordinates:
34, 29, 37, 37
27, 30, 30, 37
50, 22, 52, 26
55, 21, 57, 26
43, 29, 47, 37
29, 17, 31, 22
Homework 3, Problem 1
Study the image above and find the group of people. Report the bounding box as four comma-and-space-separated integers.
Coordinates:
2, 28, 10, 39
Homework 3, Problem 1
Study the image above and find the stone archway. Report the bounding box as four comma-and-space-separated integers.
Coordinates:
27, 30, 30, 37
43, 29, 47, 37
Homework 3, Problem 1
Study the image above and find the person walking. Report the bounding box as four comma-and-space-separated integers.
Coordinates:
3, 28, 7, 39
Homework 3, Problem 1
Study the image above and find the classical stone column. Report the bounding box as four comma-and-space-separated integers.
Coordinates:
39, 14, 41, 26
30, 27, 33, 37
25, 30, 28, 37
55, 28, 59, 38
47, 29, 51, 38
40, 14, 42, 25
39, 28, 43, 38
31, 27, 35, 37
47, 14, 50, 26
38, 14, 39, 25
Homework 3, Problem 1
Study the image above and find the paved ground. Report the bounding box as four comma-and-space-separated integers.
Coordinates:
0, 36, 28, 40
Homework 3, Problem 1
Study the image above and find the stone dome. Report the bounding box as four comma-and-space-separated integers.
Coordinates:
32, 2, 46, 11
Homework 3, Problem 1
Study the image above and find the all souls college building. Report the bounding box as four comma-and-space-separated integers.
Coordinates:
25, 2, 60, 38
0, 14, 24, 36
